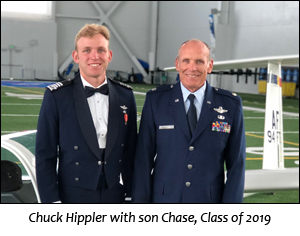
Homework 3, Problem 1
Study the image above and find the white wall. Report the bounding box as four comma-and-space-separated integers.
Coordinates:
1, 19, 56, 80
1, 1, 299, 92
156, 1, 218, 69
216, 1, 299, 60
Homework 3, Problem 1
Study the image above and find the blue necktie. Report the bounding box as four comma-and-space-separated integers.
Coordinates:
84, 84, 109, 98
187, 94, 197, 134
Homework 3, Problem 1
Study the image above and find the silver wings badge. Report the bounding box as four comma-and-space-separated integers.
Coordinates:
213, 106, 228, 114
120, 105, 128, 111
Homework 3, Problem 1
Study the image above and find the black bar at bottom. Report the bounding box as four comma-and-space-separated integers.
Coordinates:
29, 212, 271, 225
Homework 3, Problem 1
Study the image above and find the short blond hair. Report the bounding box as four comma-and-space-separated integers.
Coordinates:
75, 24, 110, 51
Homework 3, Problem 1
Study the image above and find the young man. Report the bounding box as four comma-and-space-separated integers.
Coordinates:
36, 24, 137, 203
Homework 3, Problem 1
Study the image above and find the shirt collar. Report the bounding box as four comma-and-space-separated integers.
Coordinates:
180, 81, 207, 103
80, 75, 107, 89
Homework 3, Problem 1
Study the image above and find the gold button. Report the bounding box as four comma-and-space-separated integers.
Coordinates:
189, 146, 194, 151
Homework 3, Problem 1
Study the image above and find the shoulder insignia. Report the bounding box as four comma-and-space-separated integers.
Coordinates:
109, 78, 132, 90
213, 87, 240, 100
149, 84, 175, 93
46, 79, 73, 91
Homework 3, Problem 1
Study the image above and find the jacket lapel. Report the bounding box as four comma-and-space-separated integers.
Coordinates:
169, 82, 191, 140
191, 82, 215, 144
73, 75, 101, 159
105, 79, 120, 160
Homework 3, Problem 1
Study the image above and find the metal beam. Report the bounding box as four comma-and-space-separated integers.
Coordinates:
91, 1, 148, 78
59, 1, 147, 78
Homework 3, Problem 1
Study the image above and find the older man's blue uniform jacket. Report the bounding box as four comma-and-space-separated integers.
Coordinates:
36, 74, 137, 203
132, 81, 245, 203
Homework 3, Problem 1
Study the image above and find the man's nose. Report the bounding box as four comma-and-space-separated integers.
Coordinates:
91, 50, 100, 59
188, 62, 197, 70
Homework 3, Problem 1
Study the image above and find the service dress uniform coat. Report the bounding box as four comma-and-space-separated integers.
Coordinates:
36, 74, 137, 203
132, 81, 245, 203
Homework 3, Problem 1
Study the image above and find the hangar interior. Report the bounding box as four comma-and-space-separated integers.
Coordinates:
1, 1, 299, 97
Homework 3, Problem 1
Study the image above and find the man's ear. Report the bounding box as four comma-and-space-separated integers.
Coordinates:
108, 50, 113, 62
175, 57, 179, 72
72, 50, 79, 63
207, 59, 213, 74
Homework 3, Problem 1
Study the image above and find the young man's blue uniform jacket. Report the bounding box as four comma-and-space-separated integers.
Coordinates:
132, 81, 245, 203
36, 74, 137, 203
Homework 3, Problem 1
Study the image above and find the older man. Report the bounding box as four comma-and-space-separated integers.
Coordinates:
132, 39, 245, 203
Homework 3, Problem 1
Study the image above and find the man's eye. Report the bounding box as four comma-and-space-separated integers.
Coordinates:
84, 49, 90, 53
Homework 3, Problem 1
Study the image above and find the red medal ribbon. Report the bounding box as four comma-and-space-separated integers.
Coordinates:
124, 114, 128, 124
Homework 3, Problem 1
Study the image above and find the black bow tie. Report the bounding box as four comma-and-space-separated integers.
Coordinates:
84, 84, 109, 98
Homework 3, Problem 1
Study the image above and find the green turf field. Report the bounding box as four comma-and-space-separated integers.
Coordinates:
1, 81, 299, 203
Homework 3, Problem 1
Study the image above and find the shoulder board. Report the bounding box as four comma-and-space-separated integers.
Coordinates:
46, 79, 73, 91
149, 84, 175, 93
109, 78, 132, 90
213, 87, 240, 100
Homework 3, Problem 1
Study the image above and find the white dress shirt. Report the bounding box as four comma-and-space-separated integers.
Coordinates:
180, 81, 206, 120
81, 76, 109, 149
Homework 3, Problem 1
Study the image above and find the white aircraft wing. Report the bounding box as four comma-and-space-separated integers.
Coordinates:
244, 168, 299, 193
164, 54, 299, 71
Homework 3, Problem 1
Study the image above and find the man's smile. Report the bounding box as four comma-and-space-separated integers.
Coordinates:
89, 63, 101, 67
185, 74, 200, 78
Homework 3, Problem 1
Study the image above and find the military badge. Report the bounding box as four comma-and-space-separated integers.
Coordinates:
213, 106, 228, 114
212, 121, 231, 133
120, 105, 128, 125
120, 105, 128, 113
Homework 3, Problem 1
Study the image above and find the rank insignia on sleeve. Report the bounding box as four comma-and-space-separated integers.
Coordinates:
212, 121, 231, 133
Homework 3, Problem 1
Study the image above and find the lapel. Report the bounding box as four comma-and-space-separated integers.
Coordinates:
105, 79, 120, 159
169, 82, 191, 140
190, 82, 215, 144
73, 75, 101, 159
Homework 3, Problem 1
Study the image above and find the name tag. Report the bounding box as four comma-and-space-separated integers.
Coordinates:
159, 125, 174, 130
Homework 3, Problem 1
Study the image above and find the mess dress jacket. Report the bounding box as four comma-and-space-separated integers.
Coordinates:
132, 81, 245, 203
35, 74, 137, 203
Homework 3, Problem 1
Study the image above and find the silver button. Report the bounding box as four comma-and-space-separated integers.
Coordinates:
74, 146, 78, 150
75, 162, 79, 166
75, 177, 79, 181
187, 164, 193, 169
119, 159, 122, 163
98, 161, 102, 165
189, 146, 194, 151
186, 182, 191, 187
121, 144, 124, 147
104, 161, 107, 165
